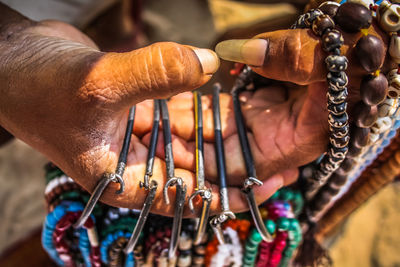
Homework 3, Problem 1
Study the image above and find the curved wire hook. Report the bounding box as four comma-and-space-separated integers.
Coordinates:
232, 72, 274, 242
74, 106, 135, 228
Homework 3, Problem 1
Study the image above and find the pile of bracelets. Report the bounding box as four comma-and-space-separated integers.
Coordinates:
41, 0, 400, 266
42, 164, 303, 267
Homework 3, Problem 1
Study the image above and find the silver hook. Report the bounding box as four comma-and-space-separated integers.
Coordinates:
124, 180, 158, 254
73, 173, 114, 228
242, 177, 273, 242
168, 178, 187, 259
209, 210, 236, 244
188, 189, 212, 245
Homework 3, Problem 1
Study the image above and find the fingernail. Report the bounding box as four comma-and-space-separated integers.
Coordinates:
193, 48, 220, 75
215, 39, 268, 67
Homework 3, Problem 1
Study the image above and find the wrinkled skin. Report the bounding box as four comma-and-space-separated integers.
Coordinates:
0, 4, 391, 216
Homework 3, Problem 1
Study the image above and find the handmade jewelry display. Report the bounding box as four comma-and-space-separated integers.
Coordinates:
41, 0, 400, 266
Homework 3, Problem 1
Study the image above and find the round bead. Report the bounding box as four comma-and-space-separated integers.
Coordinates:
353, 101, 378, 128
322, 29, 344, 52
360, 74, 388, 105
319, 1, 340, 17
328, 112, 348, 128
328, 102, 347, 115
327, 71, 348, 91
351, 125, 370, 147
377, 1, 400, 33
335, 2, 372, 32
330, 135, 350, 148
304, 9, 324, 26
312, 14, 335, 36
251, 229, 263, 243
265, 220, 276, 234
355, 35, 385, 72
330, 124, 349, 138
387, 69, 400, 98
277, 218, 290, 231
325, 55, 348, 72
328, 145, 348, 159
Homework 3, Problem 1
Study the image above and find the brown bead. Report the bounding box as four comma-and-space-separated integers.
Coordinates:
322, 29, 344, 52
347, 143, 363, 158
352, 101, 378, 128
360, 74, 388, 106
335, 3, 372, 32
355, 35, 385, 72
350, 125, 370, 147
312, 15, 335, 36
340, 157, 355, 171
330, 172, 347, 186
319, 3, 340, 18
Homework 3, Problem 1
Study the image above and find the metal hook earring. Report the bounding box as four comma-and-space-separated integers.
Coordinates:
74, 106, 136, 229
124, 100, 161, 254
231, 67, 273, 242
188, 91, 212, 246
160, 99, 187, 260
209, 83, 236, 245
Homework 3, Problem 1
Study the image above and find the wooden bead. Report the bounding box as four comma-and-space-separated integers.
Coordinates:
350, 125, 370, 147
352, 101, 378, 128
341, 158, 355, 172
312, 15, 335, 36
319, 1, 340, 17
389, 34, 400, 63
322, 29, 344, 52
387, 69, 400, 98
360, 74, 388, 105
355, 35, 385, 73
377, 1, 400, 33
347, 143, 363, 157
330, 172, 348, 186
335, 2, 372, 32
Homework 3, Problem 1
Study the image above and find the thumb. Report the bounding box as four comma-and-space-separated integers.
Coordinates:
83, 42, 219, 109
215, 27, 383, 85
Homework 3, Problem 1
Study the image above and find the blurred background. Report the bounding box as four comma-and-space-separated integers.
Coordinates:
0, 0, 400, 266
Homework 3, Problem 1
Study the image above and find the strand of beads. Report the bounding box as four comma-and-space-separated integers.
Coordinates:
292, 5, 351, 197
303, 0, 395, 222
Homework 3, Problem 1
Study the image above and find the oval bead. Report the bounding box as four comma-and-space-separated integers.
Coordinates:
335, 3, 372, 32
360, 74, 388, 105
322, 29, 344, 52
312, 14, 335, 36
377, 1, 400, 33
325, 55, 348, 72
355, 35, 385, 72
327, 71, 348, 91
329, 172, 347, 186
346, 143, 363, 158
352, 101, 378, 128
350, 125, 370, 147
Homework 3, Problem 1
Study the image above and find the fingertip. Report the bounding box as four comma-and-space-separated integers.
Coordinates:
191, 48, 220, 75
215, 39, 268, 67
